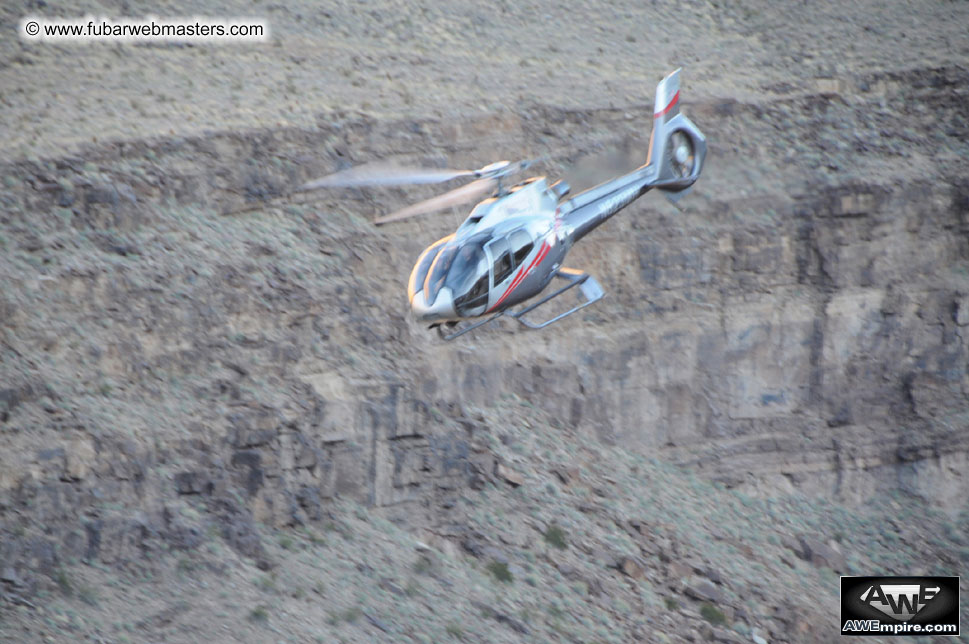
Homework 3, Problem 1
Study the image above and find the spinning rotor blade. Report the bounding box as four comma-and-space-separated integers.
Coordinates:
300, 162, 475, 191
374, 177, 498, 225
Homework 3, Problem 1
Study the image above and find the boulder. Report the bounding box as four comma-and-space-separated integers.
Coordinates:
685, 577, 723, 603
495, 463, 524, 486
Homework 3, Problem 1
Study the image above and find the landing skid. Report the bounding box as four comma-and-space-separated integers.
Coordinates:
509, 268, 604, 329
434, 269, 604, 340
435, 312, 503, 341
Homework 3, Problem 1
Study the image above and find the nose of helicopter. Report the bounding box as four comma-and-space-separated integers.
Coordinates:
411, 287, 457, 323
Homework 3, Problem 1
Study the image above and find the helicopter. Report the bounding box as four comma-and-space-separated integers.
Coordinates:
301, 69, 706, 340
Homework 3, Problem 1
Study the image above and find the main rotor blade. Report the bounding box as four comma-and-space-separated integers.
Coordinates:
299, 163, 474, 190
374, 177, 498, 225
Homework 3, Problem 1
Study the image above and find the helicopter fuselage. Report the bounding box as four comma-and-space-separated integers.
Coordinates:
408, 162, 663, 326
397, 68, 707, 337
296, 70, 703, 338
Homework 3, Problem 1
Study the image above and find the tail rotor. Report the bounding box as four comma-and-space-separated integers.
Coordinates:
645, 69, 707, 203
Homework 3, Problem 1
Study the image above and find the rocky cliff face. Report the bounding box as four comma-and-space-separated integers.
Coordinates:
1, 41, 967, 643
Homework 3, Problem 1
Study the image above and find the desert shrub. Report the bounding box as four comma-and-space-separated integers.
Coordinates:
486, 561, 513, 583
544, 524, 568, 550
76, 582, 99, 607
445, 622, 464, 638
413, 556, 433, 575
700, 603, 726, 626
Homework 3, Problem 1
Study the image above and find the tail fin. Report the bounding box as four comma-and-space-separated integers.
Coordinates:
646, 69, 707, 204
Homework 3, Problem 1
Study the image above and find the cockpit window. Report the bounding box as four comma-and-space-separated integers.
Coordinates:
509, 229, 534, 266
513, 242, 533, 266
455, 273, 489, 314
486, 236, 513, 285
423, 234, 491, 309
409, 235, 453, 301
445, 240, 487, 297
425, 245, 457, 304
494, 251, 513, 284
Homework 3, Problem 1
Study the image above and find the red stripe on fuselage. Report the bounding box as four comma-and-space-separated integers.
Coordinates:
654, 90, 679, 118
489, 240, 550, 312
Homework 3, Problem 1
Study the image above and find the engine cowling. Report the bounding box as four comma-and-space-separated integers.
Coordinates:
550, 179, 571, 199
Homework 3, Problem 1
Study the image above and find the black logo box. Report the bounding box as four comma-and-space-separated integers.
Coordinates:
841, 576, 960, 637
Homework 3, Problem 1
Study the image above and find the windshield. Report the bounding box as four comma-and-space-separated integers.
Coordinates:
424, 235, 490, 307
445, 240, 487, 297
425, 245, 457, 305
409, 235, 453, 302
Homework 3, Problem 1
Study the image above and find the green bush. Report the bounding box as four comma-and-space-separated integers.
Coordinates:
486, 561, 513, 583
544, 524, 568, 550
700, 603, 727, 626
54, 568, 72, 595
445, 622, 464, 638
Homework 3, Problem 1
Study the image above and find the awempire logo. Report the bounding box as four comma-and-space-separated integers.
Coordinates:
841, 576, 960, 637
